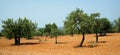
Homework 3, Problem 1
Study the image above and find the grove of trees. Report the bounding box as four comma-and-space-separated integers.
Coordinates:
1, 8, 120, 46
64, 8, 118, 47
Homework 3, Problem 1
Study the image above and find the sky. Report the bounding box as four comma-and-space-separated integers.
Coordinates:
0, 0, 120, 29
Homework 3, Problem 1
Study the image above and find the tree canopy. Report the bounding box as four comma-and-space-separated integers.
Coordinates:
97, 18, 111, 36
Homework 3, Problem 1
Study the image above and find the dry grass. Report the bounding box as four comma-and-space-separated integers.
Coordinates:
0, 33, 120, 55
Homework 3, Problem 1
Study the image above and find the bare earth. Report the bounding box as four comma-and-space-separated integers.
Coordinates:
0, 33, 120, 55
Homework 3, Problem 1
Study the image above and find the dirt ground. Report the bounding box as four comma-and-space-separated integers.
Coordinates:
0, 33, 120, 55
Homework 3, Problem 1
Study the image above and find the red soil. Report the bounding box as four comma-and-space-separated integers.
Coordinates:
0, 33, 120, 55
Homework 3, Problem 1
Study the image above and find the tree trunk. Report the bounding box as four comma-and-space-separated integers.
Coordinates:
18, 36, 20, 45
55, 36, 57, 44
79, 32, 85, 47
71, 31, 73, 37
14, 35, 20, 45
15, 35, 17, 45
96, 32, 98, 43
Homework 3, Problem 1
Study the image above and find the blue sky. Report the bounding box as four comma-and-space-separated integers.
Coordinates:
0, 0, 120, 29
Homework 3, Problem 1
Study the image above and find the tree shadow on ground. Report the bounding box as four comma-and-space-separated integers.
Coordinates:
74, 44, 100, 48
98, 41, 107, 43
93, 34, 114, 37
88, 41, 107, 44
56, 42, 68, 44
99, 34, 114, 37
11, 42, 40, 46
74, 41, 107, 48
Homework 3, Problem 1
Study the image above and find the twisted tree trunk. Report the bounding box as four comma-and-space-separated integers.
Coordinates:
79, 32, 85, 47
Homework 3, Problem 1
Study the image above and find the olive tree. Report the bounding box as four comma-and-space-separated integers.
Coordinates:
44, 23, 59, 44
2, 17, 37, 45
64, 8, 93, 47
91, 13, 100, 43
